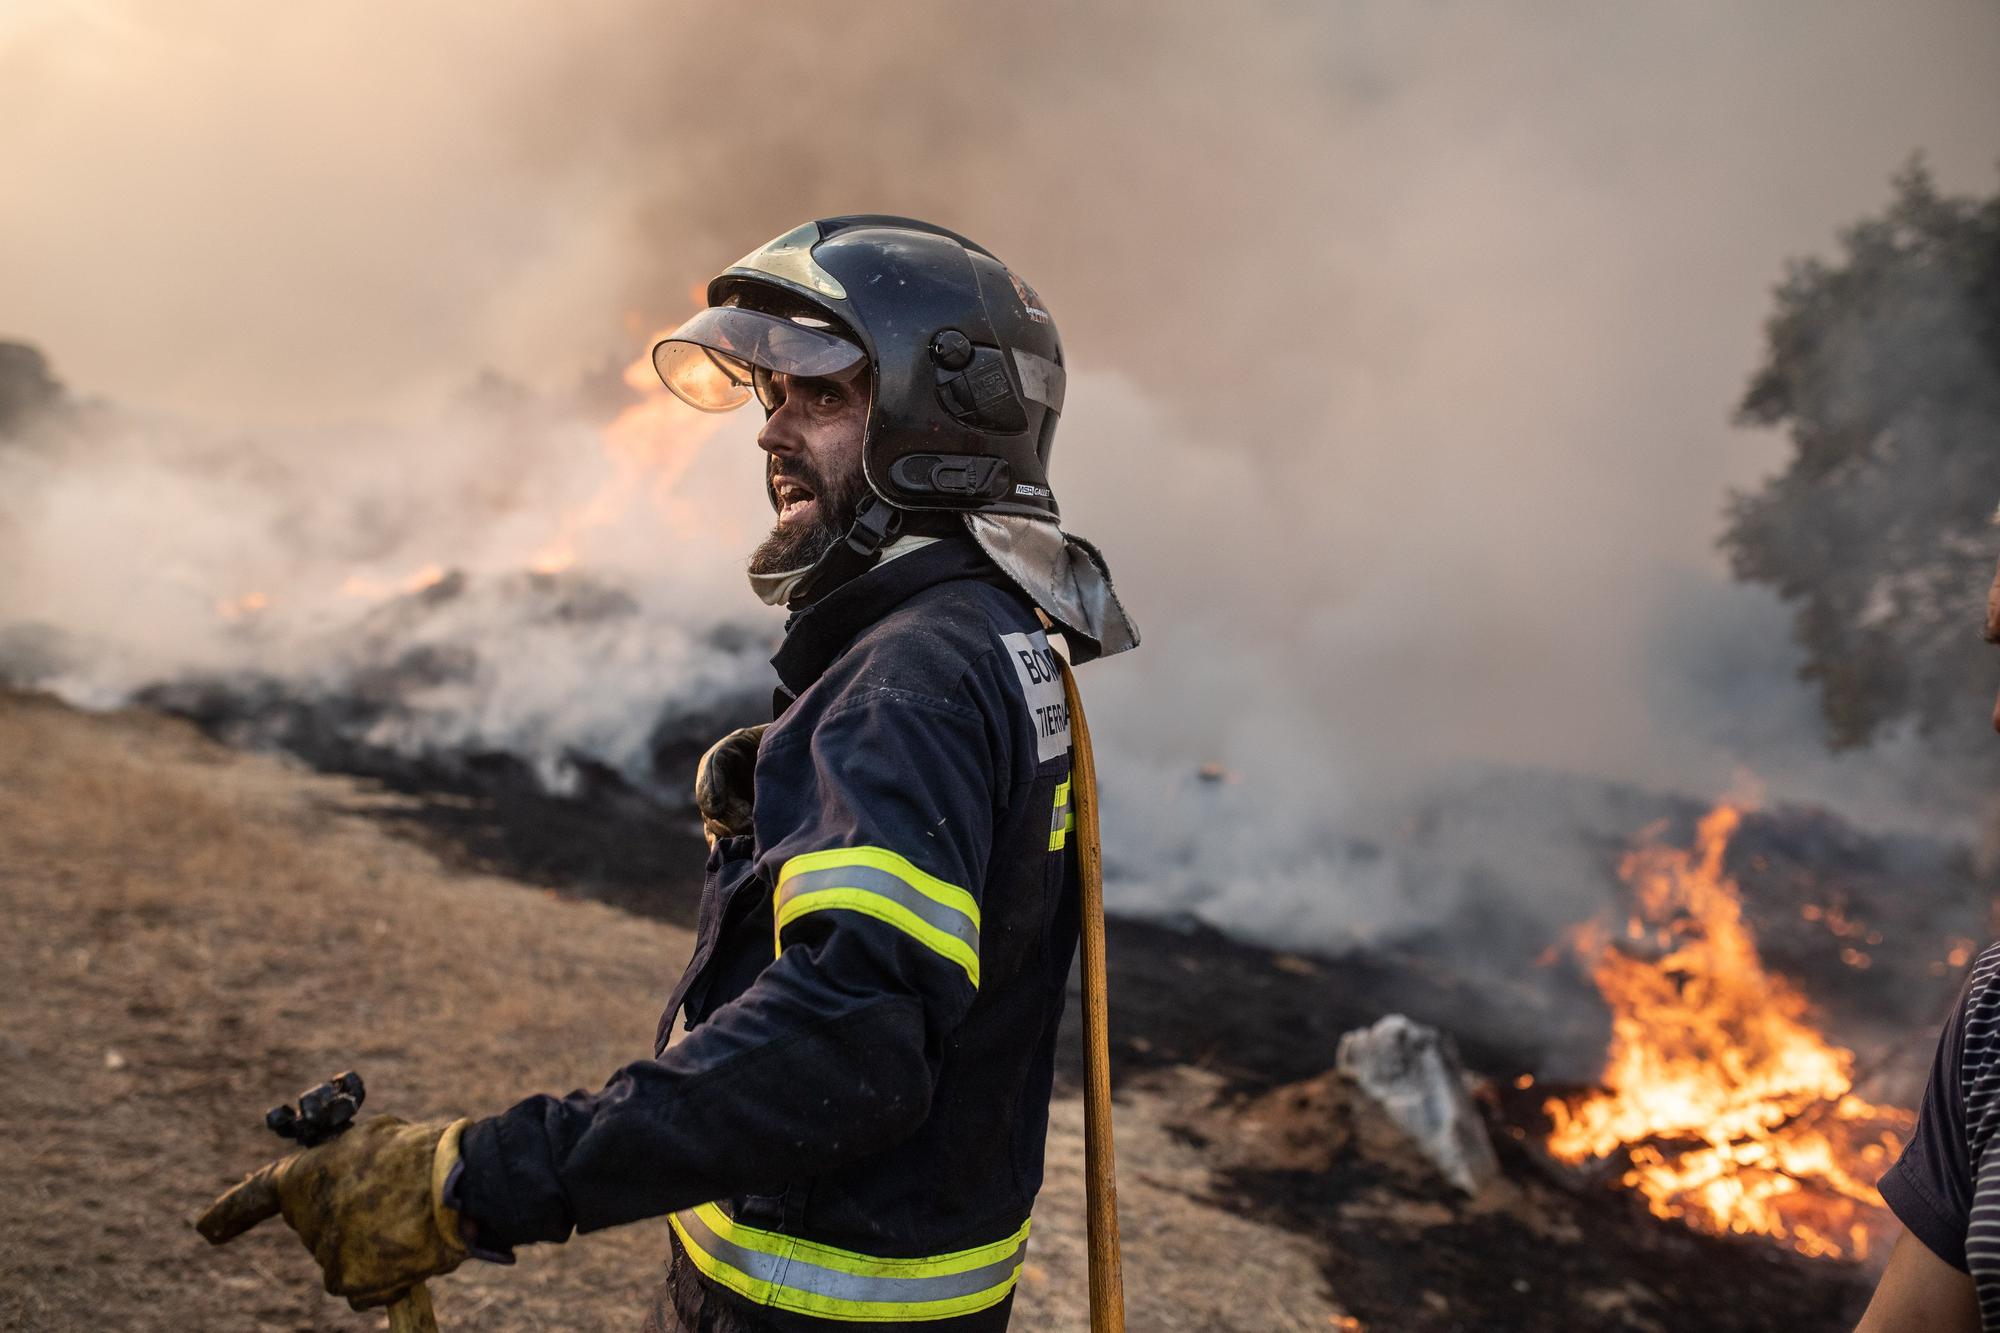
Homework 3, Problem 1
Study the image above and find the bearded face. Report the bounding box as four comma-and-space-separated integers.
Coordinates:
747, 372, 873, 576
747, 445, 871, 575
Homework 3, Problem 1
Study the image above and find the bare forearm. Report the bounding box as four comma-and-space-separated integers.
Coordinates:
1854, 1231, 1979, 1333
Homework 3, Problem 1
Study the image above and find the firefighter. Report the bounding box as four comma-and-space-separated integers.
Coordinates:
197, 216, 1139, 1331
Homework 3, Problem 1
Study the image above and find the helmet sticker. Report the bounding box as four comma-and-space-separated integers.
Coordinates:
1006, 268, 1052, 324
1011, 349, 1066, 413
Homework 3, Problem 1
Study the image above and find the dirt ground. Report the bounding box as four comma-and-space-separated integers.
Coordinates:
0, 691, 1344, 1332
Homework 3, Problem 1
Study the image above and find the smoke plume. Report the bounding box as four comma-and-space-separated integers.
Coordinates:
4, 1, 1999, 951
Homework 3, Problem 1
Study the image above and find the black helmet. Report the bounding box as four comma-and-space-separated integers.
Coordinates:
653, 216, 1067, 525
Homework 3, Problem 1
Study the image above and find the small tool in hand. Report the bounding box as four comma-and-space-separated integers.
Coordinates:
266, 1069, 365, 1146
264, 1072, 440, 1332
199, 1071, 446, 1333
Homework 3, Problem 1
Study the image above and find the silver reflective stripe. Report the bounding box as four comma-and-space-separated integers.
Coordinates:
776, 865, 979, 956
728, 221, 847, 300
673, 1207, 1030, 1309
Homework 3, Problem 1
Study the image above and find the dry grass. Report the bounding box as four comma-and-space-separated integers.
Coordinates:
0, 691, 677, 1331
0, 691, 1342, 1331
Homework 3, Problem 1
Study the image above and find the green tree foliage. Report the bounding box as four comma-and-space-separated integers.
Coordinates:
1724, 161, 2000, 769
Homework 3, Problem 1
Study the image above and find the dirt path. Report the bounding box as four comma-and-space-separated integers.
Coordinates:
0, 692, 1339, 1332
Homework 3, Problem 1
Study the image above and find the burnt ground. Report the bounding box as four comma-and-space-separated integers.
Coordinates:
1196, 1075, 1867, 1333
1075, 926, 1875, 1332
3, 687, 1944, 1330
283, 707, 1915, 1331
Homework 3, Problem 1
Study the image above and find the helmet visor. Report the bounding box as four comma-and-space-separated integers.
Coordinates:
651, 306, 866, 412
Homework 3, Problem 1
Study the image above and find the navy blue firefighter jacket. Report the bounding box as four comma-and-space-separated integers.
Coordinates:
456, 535, 1083, 1328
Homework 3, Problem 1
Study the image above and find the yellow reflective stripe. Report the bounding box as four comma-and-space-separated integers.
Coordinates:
670, 1203, 1030, 1322
778, 888, 980, 988
688, 1201, 1028, 1275
1048, 778, 1075, 852
775, 847, 981, 988
780, 847, 980, 919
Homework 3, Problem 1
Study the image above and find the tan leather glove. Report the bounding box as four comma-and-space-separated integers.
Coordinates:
695, 723, 767, 843
195, 1116, 471, 1310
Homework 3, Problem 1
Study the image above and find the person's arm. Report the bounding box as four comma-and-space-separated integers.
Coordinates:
1865, 963, 1984, 1329
455, 667, 1005, 1247
1853, 1230, 1979, 1333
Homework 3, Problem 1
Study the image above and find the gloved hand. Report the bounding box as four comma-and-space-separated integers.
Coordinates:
195, 1115, 471, 1310
695, 723, 767, 843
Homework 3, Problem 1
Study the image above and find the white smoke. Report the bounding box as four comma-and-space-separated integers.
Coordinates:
3, 1, 1999, 946
0, 381, 783, 792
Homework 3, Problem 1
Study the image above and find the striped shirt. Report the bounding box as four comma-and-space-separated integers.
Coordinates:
1881, 943, 2000, 1326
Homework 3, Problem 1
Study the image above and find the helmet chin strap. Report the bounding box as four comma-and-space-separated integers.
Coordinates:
752, 494, 904, 611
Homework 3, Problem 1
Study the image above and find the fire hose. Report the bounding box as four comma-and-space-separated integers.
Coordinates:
1059, 657, 1127, 1333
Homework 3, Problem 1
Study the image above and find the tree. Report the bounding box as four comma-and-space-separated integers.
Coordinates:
0, 342, 65, 436
1724, 160, 2000, 786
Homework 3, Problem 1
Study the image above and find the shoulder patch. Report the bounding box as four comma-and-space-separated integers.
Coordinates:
999, 629, 1070, 763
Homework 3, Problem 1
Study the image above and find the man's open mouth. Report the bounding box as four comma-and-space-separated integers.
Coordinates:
773, 477, 817, 527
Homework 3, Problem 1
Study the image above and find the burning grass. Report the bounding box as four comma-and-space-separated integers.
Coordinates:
1543, 802, 1914, 1260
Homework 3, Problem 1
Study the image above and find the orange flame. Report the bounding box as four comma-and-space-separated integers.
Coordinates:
304, 323, 721, 593
215, 591, 269, 620
211, 319, 719, 621
338, 563, 448, 600
525, 341, 718, 576
1543, 802, 1913, 1260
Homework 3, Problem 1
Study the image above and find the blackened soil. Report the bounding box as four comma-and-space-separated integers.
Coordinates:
144, 671, 736, 929
359, 782, 1880, 1329
357, 783, 711, 929
1224, 1118, 1867, 1333
1069, 914, 1603, 1095
1068, 918, 1874, 1329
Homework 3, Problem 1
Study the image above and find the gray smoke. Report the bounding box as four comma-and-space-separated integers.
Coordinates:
0, 362, 784, 794
4, 1, 1999, 950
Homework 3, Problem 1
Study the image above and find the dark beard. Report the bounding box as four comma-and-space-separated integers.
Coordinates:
746, 458, 868, 575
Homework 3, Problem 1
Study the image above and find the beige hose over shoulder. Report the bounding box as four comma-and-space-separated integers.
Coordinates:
1058, 658, 1125, 1332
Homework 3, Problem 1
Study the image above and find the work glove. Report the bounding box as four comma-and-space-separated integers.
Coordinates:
695, 723, 767, 843
195, 1115, 471, 1310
